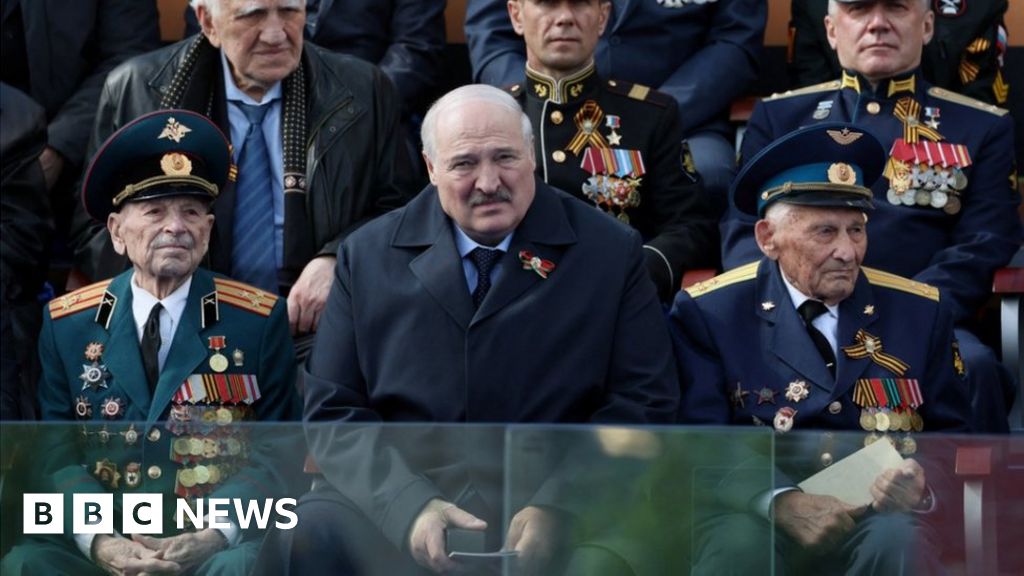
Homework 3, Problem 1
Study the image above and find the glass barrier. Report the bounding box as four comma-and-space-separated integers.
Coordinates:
0, 422, 1020, 575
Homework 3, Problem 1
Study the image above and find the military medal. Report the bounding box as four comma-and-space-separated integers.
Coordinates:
94, 459, 121, 489
101, 397, 123, 419
179, 468, 197, 489
812, 100, 833, 120
97, 426, 111, 444
125, 463, 142, 489
730, 382, 750, 408
75, 396, 92, 419
216, 407, 233, 425
756, 387, 776, 405
518, 251, 556, 279
773, 407, 796, 433
605, 115, 622, 146
232, 349, 245, 367
147, 427, 162, 442
860, 409, 877, 431
863, 305, 875, 316
79, 362, 111, 392
122, 424, 138, 445
194, 465, 211, 485
785, 380, 809, 403
208, 336, 229, 373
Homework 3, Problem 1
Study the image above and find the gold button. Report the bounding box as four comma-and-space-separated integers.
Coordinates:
510, 84, 520, 92
147, 465, 162, 480
608, 80, 618, 87
866, 102, 881, 114
820, 452, 834, 467
552, 150, 566, 163
550, 110, 564, 125
828, 401, 842, 415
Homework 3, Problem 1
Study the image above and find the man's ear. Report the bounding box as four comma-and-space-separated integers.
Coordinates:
197, 4, 221, 47
423, 153, 438, 186
824, 14, 838, 51
921, 9, 935, 45
508, 0, 526, 36
754, 219, 778, 260
108, 213, 127, 256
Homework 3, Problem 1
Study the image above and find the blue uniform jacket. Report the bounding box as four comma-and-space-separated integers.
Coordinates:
721, 70, 1022, 323
670, 259, 970, 511
465, 0, 766, 136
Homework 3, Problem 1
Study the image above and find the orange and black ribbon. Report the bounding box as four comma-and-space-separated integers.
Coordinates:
893, 97, 943, 144
842, 329, 910, 376
566, 101, 608, 156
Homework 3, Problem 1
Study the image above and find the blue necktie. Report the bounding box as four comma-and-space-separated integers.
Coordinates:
231, 103, 278, 292
470, 248, 502, 309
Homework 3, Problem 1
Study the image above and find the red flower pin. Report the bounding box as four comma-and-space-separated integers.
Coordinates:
519, 250, 556, 279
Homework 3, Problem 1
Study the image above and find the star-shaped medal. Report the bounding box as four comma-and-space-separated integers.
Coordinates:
756, 387, 777, 405
761, 301, 775, 311
607, 131, 622, 146
79, 362, 111, 391
863, 304, 875, 316
730, 382, 750, 408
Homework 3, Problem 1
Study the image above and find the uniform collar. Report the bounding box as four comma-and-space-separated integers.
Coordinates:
525, 62, 599, 105
840, 68, 919, 99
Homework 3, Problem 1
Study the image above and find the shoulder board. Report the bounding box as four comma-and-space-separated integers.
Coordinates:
48, 279, 113, 320
862, 267, 939, 301
605, 79, 674, 108
504, 82, 524, 97
214, 278, 279, 317
763, 80, 842, 102
927, 87, 1008, 117
685, 261, 760, 298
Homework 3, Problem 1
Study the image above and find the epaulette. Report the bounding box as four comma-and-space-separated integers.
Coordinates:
685, 261, 760, 298
927, 87, 1008, 117
48, 279, 113, 320
214, 278, 278, 317
504, 82, 524, 97
763, 80, 842, 102
605, 79, 674, 108
862, 267, 939, 301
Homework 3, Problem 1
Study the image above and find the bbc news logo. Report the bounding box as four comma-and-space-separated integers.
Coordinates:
24, 494, 297, 534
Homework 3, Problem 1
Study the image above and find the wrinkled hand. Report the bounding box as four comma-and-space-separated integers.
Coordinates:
131, 529, 227, 574
773, 491, 865, 553
871, 459, 927, 513
91, 534, 180, 576
408, 498, 487, 574
38, 146, 65, 190
287, 256, 336, 335
504, 506, 565, 576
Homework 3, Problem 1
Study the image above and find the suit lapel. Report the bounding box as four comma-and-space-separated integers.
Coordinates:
472, 182, 576, 325
758, 261, 835, 392
401, 190, 475, 329
99, 274, 153, 413
834, 272, 879, 398
147, 272, 211, 422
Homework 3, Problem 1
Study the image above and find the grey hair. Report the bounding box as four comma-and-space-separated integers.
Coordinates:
827, 0, 931, 17
421, 84, 534, 163
190, 0, 221, 18
763, 201, 799, 227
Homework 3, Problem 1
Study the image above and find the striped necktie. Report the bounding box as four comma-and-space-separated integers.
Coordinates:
231, 102, 278, 292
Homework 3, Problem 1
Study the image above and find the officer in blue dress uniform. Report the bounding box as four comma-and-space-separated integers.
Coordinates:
503, 0, 718, 300
1, 110, 301, 576
672, 123, 970, 574
721, 0, 1020, 433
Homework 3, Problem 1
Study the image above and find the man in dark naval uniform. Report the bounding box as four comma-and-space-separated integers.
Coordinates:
503, 0, 718, 301
721, 0, 1020, 432
674, 123, 969, 574
1, 110, 300, 576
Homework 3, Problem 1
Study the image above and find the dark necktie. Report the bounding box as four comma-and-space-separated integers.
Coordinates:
232, 102, 278, 292
141, 303, 162, 388
469, 248, 502, 309
797, 300, 836, 379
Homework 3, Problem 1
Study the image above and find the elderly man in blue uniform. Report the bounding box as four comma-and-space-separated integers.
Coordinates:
672, 123, 969, 574
466, 0, 766, 217
1, 110, 300, 576
500, 0, 718, 300
258, 84, 679, 575
69, 0, 418, 343
721, 0, 1020, 432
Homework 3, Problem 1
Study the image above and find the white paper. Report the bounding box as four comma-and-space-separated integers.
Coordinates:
797, 438, 905, 507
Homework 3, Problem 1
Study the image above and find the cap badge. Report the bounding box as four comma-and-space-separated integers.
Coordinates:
160, 152, 193, 176
826, 128, 864, 146
827, 162, 857, 185
158, 117, 192, 143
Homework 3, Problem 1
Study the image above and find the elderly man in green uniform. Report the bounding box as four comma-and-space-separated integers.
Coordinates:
1, 110, 300, 576
503, 0, 718, 301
